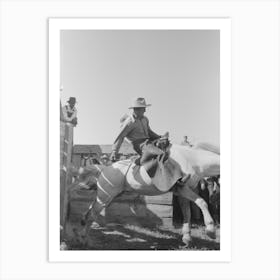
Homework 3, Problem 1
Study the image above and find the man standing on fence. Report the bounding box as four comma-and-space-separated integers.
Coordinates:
62, 97, 78, 126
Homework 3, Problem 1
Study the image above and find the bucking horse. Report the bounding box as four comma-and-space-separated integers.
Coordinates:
71, 142, 220, 247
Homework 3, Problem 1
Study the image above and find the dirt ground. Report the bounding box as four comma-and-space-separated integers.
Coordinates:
62, 221, 220, 251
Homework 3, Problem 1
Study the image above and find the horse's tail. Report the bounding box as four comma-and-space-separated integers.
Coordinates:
193, 142, 220, 155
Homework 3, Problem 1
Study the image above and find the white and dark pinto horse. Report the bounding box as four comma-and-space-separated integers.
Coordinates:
72, 143, 220, 246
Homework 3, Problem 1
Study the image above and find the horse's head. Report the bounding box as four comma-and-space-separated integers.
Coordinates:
70, 164, 102, 188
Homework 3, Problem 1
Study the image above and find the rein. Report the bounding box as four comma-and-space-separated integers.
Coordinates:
122, 161, 134, 189
153, 138, 170, 152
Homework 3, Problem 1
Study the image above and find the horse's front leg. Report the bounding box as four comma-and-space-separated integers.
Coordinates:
76, 197, 106, 245
81, 198, 104, 227
177, 184, 216, 239
177, 196, 192, 246
78, 179, 124, 246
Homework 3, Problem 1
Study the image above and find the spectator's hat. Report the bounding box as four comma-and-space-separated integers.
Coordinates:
67, 97, 76, 104
129, 97, 151, 109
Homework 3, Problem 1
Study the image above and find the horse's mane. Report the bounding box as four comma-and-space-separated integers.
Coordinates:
171, 142, 220, 157
193, 142, 220, 155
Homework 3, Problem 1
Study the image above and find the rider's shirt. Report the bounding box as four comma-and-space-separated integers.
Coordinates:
112, 113, 160, 154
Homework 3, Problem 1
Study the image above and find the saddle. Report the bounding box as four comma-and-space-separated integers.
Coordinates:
134, 134, 170, 178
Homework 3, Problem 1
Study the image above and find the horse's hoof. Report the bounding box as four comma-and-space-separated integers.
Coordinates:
205, 225, 216, 239
60, 241, 68, 250
182, 234, 192, 246
81, 236, 88, 247
76, 233, 88, 246
89, 221, 102, 229
206, 230, 216, 239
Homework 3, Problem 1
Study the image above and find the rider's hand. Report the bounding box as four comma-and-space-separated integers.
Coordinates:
110, 151, 117, 162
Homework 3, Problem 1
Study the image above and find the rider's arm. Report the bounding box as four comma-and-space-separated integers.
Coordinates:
146, 118, 161, 141
112, 121, 133, 154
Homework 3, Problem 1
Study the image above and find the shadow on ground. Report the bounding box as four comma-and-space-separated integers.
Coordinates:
62, 222, 220, 251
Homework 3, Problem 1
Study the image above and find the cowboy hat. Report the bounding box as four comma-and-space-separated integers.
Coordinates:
67, 97, 76, 104
129, 97, 151, 109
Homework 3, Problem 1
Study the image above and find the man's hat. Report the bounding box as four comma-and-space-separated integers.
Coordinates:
67, 97, 76, 104
129, 97, 151, 109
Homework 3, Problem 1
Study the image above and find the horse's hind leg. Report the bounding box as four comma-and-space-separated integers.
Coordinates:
177, 196, 192, 246
177, 185, 216, 239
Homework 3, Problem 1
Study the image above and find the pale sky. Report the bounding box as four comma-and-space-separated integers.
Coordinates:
60, 30, 220, 146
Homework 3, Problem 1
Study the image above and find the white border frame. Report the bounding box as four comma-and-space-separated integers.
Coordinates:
49, 18, 231, 262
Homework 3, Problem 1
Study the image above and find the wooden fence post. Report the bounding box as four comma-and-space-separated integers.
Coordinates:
60, 102, 74, 238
